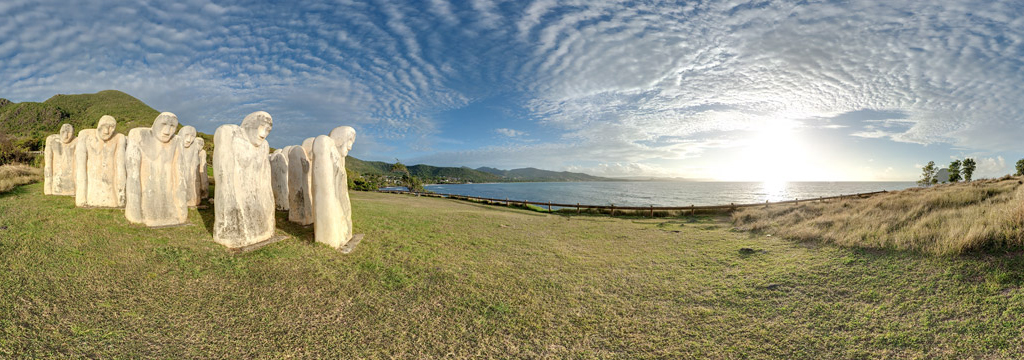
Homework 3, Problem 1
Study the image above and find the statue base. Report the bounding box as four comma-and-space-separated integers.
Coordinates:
340, 234, 364, 254
229, 234, 289, 254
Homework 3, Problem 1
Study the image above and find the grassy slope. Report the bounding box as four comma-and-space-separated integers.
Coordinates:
43, 91, 160, 135
0, 164, 41, 193
734, 177, 1024, 255
1, 90, 214, 162
1, 183, 1023, 358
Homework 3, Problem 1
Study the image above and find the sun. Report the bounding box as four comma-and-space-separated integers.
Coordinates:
722, 119, 816, 182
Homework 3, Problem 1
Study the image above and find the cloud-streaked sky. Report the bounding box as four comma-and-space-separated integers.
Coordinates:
3, 0, 1024, 181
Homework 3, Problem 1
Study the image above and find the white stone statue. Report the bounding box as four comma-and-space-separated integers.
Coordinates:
302, 137, 315, 155
178, 126, 205, 207
269, 148, 289, 211
197, 137, 209, 200
75, 115, 126, 208
213, 111, 276, 248
312, 126, 356, 248
125, 112, 188, 227
44, 124, 78, 195
287, 144, 314, 225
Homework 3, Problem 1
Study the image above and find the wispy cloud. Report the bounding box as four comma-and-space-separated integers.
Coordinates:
2, 1, 1024, 179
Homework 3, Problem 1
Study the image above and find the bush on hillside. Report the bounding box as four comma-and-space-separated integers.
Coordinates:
0, 133, 35, 165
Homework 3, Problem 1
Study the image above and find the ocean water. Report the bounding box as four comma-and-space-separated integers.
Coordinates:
417, 181, 918, 208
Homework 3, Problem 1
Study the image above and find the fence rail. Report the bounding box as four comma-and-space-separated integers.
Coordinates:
375, 189, 889, 215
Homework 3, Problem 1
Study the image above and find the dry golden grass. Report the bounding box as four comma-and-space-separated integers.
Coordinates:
733, 176, 1024, 255
0, 163, 42, 194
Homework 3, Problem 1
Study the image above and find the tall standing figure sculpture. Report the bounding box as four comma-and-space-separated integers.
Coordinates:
197, 137, 209, 200
269, 148, 289, 211
287, 143, 314, 225
44, 124, 78, 195
75, 115, 126, 208
178, 126, 205, 207
312, 126, 356, 248
125, 112, 188, 227
213, 111, 275, 249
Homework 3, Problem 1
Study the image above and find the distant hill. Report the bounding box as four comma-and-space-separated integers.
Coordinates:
476, 166, 611, 182
0, 90, 165, 147
346, 159, 612, 183
0, 90, 212, 155
346, 157, 501, 183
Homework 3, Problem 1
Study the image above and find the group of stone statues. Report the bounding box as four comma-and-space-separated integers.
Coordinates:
274, 126, 357, 248
43, 111, 358, 251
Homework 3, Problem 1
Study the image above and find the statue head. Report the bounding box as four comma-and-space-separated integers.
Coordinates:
97, 115, 117, 141
152, 112, 179, 143
328, 126, 356, 157
301, 137, 314, 155
241, 111, 272, 147
59, 124, 74, 143
178, 126, 197, 148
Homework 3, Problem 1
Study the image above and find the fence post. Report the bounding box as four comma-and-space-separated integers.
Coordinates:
690, 204, 694, 216
506, 197, 509, 207
577, 203, 580, 214
610, 204, 615, 217
765, 200, 769, 208
547, 201, 551, 212
795, 198, 798, 205
650, 205, 654, 217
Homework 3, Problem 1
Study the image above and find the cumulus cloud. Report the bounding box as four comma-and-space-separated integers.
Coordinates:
975, 156, 1008, 178
494, 128, 527, 137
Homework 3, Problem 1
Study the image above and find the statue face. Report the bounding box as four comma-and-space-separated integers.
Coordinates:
179, 126, 197, 147
97, 119, 116, 141
59, 124, 73, 143
257, 121, 271, 140
338, 133, 355, 157
241, 112, 273, 147
329, 126, 356, 157
152, 113, 178, 143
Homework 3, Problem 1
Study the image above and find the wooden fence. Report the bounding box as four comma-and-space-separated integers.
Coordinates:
376, 189, 889, 216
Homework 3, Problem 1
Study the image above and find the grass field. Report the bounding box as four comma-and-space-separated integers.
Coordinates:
734, 177, 1024, 255
0, 164, 41, 194
2, 183, 1024, 358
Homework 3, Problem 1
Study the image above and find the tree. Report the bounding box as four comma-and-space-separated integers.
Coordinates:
961, 158, 976, 182
391, 158, 409, 175
917, 161, 936, 187
948, 159, 962, 183
401, 173, 425, 193
1016, 159, 1024, 176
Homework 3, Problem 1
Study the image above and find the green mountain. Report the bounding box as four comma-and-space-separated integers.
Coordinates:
0, 90, 167, 148
346, 159, 612, 184
476, 166, 612, 182
346, 157, 502, 183
0, 90, 213, 159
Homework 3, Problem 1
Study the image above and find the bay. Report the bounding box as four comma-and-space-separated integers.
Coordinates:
417, 181, 918, 208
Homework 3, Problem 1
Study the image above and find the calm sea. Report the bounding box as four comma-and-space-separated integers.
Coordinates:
411, 181, 918, 207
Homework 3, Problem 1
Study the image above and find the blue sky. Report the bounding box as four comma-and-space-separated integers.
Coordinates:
2, 0, 1024, 181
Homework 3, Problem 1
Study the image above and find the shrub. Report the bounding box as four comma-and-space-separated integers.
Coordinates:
0, 133, 35, 165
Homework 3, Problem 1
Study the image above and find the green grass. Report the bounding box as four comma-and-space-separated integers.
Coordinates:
734, 176, 1024, 255
1, 183, 1023, 358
